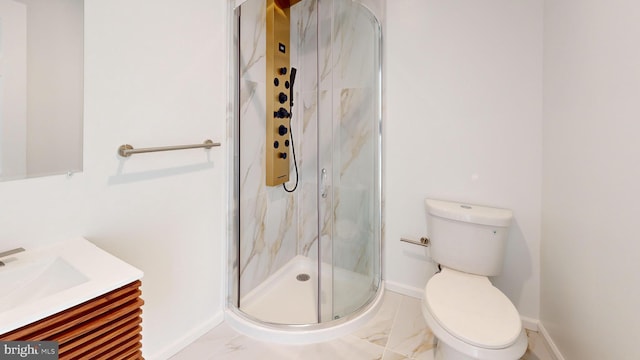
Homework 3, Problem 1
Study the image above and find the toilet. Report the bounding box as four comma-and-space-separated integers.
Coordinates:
422, 199, 528, 360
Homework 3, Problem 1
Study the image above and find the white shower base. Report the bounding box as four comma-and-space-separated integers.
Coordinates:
226, 255, 384, 344
240, 256, 319, 324
240, 255, 373, 324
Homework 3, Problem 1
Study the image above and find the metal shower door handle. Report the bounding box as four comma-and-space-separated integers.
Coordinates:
321, 168, 328, 198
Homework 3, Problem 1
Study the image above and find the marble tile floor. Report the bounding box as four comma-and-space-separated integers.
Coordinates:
169, 291, 554, 360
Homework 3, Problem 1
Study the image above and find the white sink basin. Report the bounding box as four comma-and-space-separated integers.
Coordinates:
0, 256, 89, 312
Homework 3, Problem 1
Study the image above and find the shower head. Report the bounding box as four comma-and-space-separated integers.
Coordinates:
290, 67, 297, 107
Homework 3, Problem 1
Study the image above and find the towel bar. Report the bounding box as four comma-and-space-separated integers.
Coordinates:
118, 140, 220, 157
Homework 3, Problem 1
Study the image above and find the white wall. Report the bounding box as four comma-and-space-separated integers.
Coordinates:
0, 174, 85, 249
542, 0, 640, 358
82, 1, 227, 358
0, 1, 227, 359
385, 0, 542, 320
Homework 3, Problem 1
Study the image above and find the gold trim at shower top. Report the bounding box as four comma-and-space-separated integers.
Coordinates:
265, 0, 294, 186
274, 0, 302, 7
117, 140, 220, 157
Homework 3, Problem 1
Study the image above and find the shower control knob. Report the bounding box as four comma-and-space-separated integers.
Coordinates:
274, 141, 280, 149
279, 67, 287, 75
279, 152, 287, 159
279, 92, 288, 104
278, 125, 288, 136
277, 108, 289, 119
285, 140, 290, 147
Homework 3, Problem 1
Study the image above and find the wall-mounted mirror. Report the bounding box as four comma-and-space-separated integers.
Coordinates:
0, 0, 83, 181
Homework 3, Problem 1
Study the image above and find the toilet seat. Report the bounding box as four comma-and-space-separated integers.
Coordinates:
424, 268, 521, 349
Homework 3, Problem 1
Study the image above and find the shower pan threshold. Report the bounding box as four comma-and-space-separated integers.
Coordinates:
226, 256, 384, 344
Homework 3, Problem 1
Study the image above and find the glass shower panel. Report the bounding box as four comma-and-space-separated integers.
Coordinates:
290, 0, 322, 323
317, 0, 382, 321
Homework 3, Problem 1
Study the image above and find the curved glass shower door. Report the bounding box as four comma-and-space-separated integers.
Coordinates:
316, 0, 382, 322
231, 0, 381, 326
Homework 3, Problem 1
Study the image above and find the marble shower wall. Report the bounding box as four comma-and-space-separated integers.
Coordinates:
238, 0, 380, 298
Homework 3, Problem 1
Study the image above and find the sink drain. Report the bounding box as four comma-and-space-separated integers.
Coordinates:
296, 273, 310, 281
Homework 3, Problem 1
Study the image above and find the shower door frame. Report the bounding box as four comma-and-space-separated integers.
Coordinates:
226, 0, 384, 331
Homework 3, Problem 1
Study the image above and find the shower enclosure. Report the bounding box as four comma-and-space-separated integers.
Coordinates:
228, 0, 382, 331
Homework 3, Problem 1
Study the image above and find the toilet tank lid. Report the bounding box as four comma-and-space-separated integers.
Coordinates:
425, 199, 513, 227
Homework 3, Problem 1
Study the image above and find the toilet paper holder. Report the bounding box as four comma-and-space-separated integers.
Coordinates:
400, 237, 430, 247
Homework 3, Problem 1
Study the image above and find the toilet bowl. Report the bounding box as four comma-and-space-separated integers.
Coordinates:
422, 199, 528, 360
421, 268, 528, 360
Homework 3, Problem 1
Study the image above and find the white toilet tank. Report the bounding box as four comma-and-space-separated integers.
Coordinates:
425, 199, 513, 276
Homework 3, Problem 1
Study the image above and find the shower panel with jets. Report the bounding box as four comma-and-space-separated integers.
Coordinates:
228, 0, 382, 331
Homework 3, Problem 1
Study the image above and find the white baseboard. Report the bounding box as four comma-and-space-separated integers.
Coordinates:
520, 315, 538, 332
384, 280, 424, 299
538, 321, 565, 360
146, 312, 224, 360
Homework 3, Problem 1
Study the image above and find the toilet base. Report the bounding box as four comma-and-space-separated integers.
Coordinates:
435, 339, 478, 360
434, 332, 527, 360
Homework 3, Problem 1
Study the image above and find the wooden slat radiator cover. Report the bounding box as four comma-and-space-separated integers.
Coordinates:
0, 280, 144, 360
